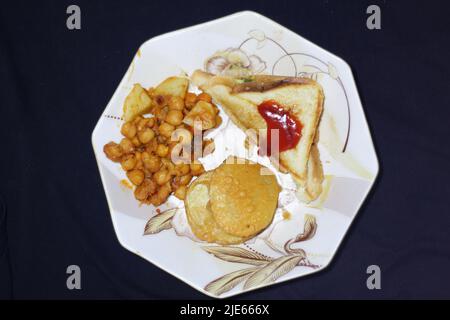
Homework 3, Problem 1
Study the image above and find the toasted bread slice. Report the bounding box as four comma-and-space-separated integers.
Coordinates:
297, 143, 323, 202
192, 70, 324, 198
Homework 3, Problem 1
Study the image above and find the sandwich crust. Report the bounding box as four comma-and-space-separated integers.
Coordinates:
232, 75, 316, 93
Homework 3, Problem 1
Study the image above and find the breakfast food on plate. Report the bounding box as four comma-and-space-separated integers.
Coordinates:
103, 76, 222, 206
185, 171, 247, 244
104, 70, 325, 245
191, 70, 325, 202
184, 157, 281, 243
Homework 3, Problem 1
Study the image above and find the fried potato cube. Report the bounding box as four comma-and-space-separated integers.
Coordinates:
153, 77, 189, 99
123, 84, 152, 122
183, 100, 216, 130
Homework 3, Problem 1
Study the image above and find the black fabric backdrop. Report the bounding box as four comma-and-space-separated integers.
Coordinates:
1, 0, 449, 299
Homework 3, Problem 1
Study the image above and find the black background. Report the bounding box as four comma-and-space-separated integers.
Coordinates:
1, 0, 449, 299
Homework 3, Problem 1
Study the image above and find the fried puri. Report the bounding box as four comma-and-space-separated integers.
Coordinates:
184, 172, 247, 245
209, 158, 281, 238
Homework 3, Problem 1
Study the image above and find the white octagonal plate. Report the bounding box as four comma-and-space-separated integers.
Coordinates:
92, 11, 379, 298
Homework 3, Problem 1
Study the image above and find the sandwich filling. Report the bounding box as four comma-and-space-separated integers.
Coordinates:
257, 99, 303, 156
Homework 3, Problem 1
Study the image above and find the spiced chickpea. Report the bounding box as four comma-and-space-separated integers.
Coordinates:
135, 151, 142, 161
178, 173, 192, 185
149, 194, 163, 206
142, 153, 161, 173
168, 96, 184, 111
103, 142, 123, 162
158, 122, 175, 138
143, 169, 152, 179
149, 186, 171, 206
172, 173, 192, 191
156, 134, 167, 144
215, 115, 222, 128
104, 84, 222, 206
133, 115, 144, 124
134, 185, 148, 201
153, 169, 171, 185
121, 122, 137, 139
145, 139, 158, 154
141, 151, 150, 158
174, 163, 190, 176
135, 162, 144, 171
131, 136, 141, 147
165, 110, 184, 126
134, 179, 157, 201
185, 92, 197, 109
119, 138, 134, 154
161, 158, 176, 174
138, 127, 155, 144
156, 144, 169, 157
127, 169, 144, 186
146, 117, 156, 128
155, 106, 169, 121
190, 162, 205, 176
156, 182, 172, 203
134, 152, 144, 170
211, 103, 220, 114
137, 118, 150, 131
173, 185, 187, 200
120, 154, 136, 171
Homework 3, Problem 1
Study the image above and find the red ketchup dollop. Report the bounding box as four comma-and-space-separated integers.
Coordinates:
257, 100, 302, 156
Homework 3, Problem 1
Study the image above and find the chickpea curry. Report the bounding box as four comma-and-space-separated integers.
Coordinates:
103, 77, 220, 207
